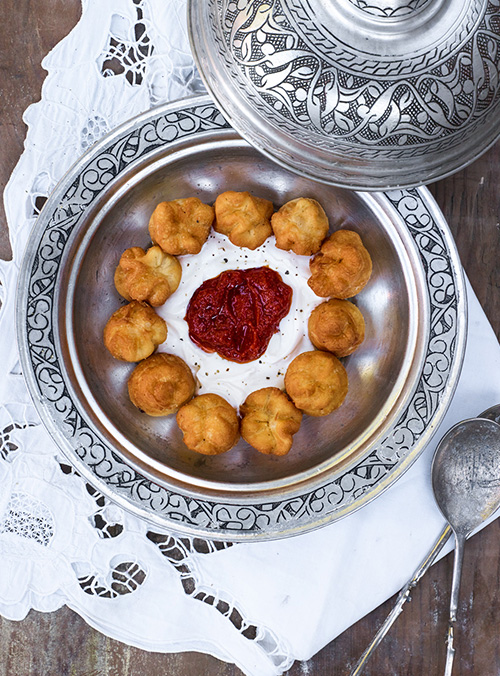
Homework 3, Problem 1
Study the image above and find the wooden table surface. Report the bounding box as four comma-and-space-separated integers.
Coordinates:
1, 2, 499, 675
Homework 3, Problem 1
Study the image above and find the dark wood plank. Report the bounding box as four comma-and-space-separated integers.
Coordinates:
0, 605, 239, 676
1, 1, 499, 675
0, 0, 83, 260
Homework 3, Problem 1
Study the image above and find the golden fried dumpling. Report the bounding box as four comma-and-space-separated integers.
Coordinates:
177, 393, 240, 455
271, 197, 329, 255
308, 299, 365, 357
214, 191, 273, 249
103, 301, 167, 362
308, 229, 372, 298
240, 387, 302, 456
128, 353, 195, 416
114, 245, 182, 306
149, 197, 214, 255
284, 351, 348, 417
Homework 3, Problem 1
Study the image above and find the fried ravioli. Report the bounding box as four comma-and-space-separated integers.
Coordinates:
308, 229, 372, 298
149, 197, 214, 255
114, 245, 182, 306
103, 301, 167, 362
214, 191, 273, 249
177, 393, 240, 455
271, 197, 329, 255
128, 353, 195, 416
285, 350, 348, 416
308, 299, 365, 357
240, 387, 302, 456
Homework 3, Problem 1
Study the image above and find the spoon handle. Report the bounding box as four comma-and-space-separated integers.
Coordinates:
349, 525, 452, 676
444, 530, 466, 676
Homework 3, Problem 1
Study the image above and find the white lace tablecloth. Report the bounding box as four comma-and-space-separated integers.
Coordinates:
2, 2, 500, 674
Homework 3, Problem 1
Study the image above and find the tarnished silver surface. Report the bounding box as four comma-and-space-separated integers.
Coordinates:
188, 0, 500, 190
432, 416, 500, 548
16, 95, 466, 540
432, 416, 500, 675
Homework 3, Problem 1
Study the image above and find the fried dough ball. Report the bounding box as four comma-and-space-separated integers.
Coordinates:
114, 245, 182, 306
177, 393, 240, 455
271, 197, 329, 255
214, 191, 273, 249
285, 351, 348, 417
103, 301, 167, 362
240, 387, 302, 456
308, 299, 365, 357
149, 197, 214, 255
308, 229, 372, 298
128, 353, 195, 416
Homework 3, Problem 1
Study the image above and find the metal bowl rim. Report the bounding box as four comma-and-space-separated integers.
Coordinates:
16, 94, 467, 541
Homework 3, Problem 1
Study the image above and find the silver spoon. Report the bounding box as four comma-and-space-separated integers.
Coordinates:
432, 416, 500, 675
350, 405, 500, 676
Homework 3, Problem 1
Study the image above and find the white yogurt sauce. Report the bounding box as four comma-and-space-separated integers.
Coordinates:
156, 231, 322, 409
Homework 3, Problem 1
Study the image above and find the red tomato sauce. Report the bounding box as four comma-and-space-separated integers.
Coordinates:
185, 266, 293, 363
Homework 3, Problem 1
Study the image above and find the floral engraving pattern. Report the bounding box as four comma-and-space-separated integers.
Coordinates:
214, 0, 500, 156
22, 102, 462, 538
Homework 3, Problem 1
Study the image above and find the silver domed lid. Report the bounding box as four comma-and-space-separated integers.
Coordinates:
188, 0, 500, 189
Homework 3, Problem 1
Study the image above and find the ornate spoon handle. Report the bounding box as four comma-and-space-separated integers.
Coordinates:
350, 525, 452, 676
443, 530, 466, 676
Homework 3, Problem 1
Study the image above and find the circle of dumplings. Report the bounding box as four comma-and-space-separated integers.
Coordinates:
105, 193, 372, 457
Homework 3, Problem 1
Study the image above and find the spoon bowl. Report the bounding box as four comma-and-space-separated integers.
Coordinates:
431, 416, 500, 675
432, 417, 500, 535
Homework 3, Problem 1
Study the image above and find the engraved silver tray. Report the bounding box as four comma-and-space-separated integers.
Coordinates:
17, 96, 466, 541
188, 0, 500, 190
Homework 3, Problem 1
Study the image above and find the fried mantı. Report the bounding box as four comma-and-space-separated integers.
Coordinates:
271, 197, 329, 255
149, 197, 214, 255
128, 353, 195, 416
285, 350, 348, 416
240, 387, 302, 456
114, 245, 182, 306
214, 191, 273, 249
308, 229, 372, 298
177, 393, 240, 455
308, 299, 365, 357
103, 301, 167, 362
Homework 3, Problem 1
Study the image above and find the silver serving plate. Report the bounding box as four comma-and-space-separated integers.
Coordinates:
17, 96, 466, 541
188, 0, 500, 190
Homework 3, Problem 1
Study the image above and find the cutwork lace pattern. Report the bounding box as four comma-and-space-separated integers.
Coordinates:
0, 2, 294, 674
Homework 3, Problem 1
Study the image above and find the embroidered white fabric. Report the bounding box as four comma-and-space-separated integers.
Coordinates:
1, 1, 500, 674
